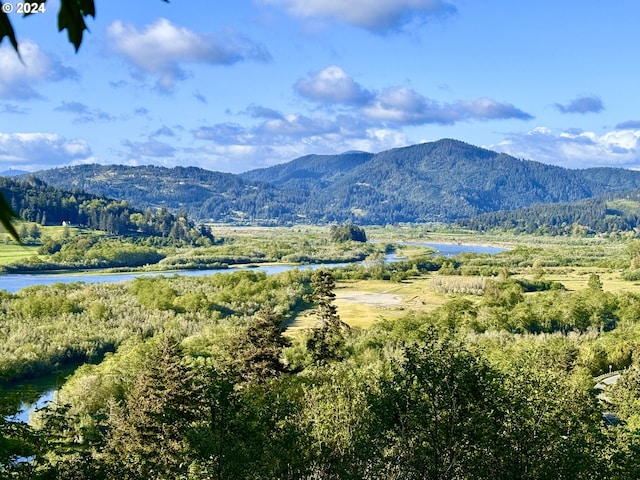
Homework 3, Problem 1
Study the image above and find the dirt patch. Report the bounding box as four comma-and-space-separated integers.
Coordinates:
336, 291, 403, 308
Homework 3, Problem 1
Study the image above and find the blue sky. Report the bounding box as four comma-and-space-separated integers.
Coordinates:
1, 0, 640, 173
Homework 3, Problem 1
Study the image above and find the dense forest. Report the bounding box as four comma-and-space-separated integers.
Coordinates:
0, 176, 211, 242
457, 191, 640, 235
31, 139, 640, 225
30, 164, 303, 225
2, 232, 640, 478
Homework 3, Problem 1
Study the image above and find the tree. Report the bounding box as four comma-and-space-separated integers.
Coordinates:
330, 224, 367, 243
496, 366, 605, 479
587, 273, 603, 291
231, 305, 289, 383
102, 336, 200, 479
305, 269, 349, 364
0, 396, 43, 476
367, 337, 503, 479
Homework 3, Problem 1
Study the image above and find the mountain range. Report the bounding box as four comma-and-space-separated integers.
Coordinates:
28, 139, 640, 225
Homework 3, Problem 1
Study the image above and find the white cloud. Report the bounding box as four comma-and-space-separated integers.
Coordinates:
0, 41, 78, 100
0, 133, 93, 171
261, 0, 456, 32
458, 98, 533, 121
295, 65, 373, 105
364, 86, 449, 124
294, 67, 533, 125
107, 18, 272, 91
491, 127, 640, 169
363, 87, 532, 125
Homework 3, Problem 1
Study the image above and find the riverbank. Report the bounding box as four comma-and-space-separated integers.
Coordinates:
0, 241, 507, 293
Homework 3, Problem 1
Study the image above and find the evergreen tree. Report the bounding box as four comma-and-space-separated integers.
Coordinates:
233, 305, 289, 383
103, 336, 199, 480
305, 270, 349, 364
587, 273, 604, 291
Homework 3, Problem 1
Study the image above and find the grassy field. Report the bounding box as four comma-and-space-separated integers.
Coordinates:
288, 275, 458, 331
289, 260, 640, 332
0, 243, 40, 265
280, 228, 640, 331
543, 266, 640, 294
0, 225, 104, 266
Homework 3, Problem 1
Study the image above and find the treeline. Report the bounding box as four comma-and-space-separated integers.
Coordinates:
457, 192, 640, 235
4, 225, 380, 273
3, 266, 640, 477
330, 224, 367, 242
0, 176, 210, 241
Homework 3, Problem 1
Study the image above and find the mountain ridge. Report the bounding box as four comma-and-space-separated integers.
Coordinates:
26, 138, 640, 224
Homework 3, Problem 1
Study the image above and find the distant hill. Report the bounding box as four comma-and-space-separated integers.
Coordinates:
0, 169, 30, 177
241, 151, 374, 190
32, 164, 302, 224
32, 139, 640, 224
457, 190, 640, 235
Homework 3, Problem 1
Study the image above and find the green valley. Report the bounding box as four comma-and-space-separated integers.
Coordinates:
4, 140, 640, 478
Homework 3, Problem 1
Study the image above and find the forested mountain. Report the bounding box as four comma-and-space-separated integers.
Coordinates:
240, 151, 374, 190
32, 164, 302, 223
0, 169, 28, 177
30, 139, 640, 224
457, 190, 640, 235
0, 176, 196, 239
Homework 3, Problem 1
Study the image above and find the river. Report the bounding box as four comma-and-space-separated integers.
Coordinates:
0, 242, 505, 294
2, 241, 506, 422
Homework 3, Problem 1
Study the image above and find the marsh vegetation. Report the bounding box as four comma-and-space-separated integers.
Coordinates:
2, 226, 640, 478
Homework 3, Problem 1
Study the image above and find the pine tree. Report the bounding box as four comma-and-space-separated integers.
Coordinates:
103, 336, 199, 480
233, 305, 289, 383
305, 270, 349, 364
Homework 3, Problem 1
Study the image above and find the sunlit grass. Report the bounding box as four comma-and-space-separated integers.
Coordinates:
541, 266, 640, 294
288, 276, 451, 332
0, 243, 40, 265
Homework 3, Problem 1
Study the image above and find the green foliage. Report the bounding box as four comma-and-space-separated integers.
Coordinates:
367, 337, 503, 479
0, 396, 43, 474
102, 336, 199, 479
330, 224, 367, 243
0, 176, 201, 241
0, 270, 308, 384
305, 270, 349, 364
230, 306, 289, 382
5, 233, 640, 477
458, 190, 640, 236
